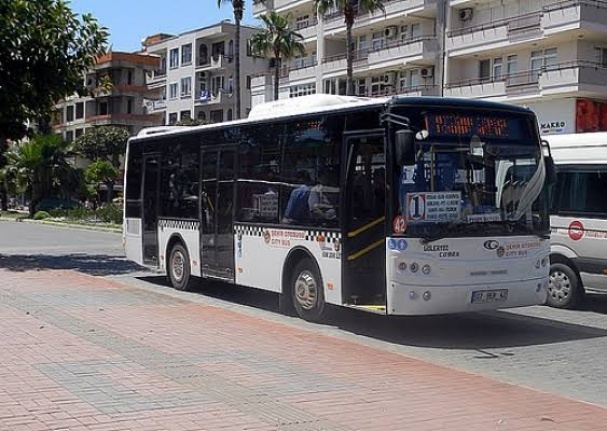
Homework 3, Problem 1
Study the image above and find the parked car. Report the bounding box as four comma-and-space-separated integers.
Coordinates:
35, 198, 82, 212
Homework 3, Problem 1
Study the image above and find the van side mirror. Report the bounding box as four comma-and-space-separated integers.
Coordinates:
545, 155, 557, 185
395, 129, 415, 165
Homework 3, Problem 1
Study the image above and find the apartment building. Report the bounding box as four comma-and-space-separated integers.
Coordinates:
52, 51, 162, 142
253, 0, 607, 134
144, 21, 269, 124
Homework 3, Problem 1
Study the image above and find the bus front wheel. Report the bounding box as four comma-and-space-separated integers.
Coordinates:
291, 258, 326, 322
547, 262, 582, 309
168, 243, 194, 291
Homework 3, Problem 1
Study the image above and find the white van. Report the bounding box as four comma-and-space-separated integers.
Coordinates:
546, 132, 607, 308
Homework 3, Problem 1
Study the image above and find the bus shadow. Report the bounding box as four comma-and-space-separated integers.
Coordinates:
0, 253, 147, 277
136, 276, 607, 350
576, 291, 607, 314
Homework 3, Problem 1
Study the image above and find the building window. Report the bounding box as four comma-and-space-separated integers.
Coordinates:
507, 55, 518, 85
65, 130, 74, 143
227, 109, 233, 121
210, 109, 223, 123
168, 112, 178, 124
181, 44, 192, 65
246, 75, 251, 90
197, 111, 206, 121
127, 99, 133, 114
199, 44, 209, 65
530, 48, 557, 82
371, 31, 385, 51
180, 110, 191, 120
356, 78, 366, 96
181, 77, 192, 98
296, 14, 310, 29
169, 83, 178, 99
493, 57, 503, 79
289, 83, 316, 98
75, 128, 84, 139
211, 76, 224, 97
595, 47, 607, 67
75, 102, 84, 119
169, 48, 179, 68
98, 101, 108, 115
66, 105, 74, 122
479, 59, 491, 81
127, 70, 133, 85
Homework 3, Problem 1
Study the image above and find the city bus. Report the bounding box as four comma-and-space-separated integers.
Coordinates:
123, 94, 553, 321
545, 132, 607, 308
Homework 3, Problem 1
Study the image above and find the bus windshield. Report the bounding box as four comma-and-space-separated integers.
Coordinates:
392, 108, 549, 241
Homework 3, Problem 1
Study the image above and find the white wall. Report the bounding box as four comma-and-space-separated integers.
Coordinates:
524, 98, 577, 135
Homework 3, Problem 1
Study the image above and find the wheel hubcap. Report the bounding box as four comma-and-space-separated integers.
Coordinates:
294, 270, 318, 310
172, 251, 184, 282
548, 270, 571, 303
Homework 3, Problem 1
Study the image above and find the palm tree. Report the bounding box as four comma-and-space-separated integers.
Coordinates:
217, 0, 245, 119
0, 134, 77, 217
250, 11, 306, 101
315, 0, 385, 96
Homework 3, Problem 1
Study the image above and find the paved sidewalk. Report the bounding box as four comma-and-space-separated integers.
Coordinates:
0, 269, 606, 431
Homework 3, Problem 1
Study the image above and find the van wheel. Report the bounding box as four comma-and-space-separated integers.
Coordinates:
547, 262, 582, 309
291, 258, 326, 322
168, 243, 194, 291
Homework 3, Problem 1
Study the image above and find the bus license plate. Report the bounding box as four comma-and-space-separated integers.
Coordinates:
471, 289, 508, 304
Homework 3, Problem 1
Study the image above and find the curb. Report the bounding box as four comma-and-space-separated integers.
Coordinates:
0, 217, 121, 233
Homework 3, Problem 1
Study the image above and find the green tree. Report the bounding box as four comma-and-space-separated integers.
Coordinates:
85, 160, 119, 204
217, 0, 245, 119
250, 11, 305, 101
0, 0, 108, 209
0, 134, 78, 217
315, 0, 385, 95
73, 126, 130, 169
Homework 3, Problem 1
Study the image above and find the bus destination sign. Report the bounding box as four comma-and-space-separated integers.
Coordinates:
425, 113, 521, 139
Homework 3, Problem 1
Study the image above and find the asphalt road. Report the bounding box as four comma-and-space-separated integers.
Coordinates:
2, 220, 607, 407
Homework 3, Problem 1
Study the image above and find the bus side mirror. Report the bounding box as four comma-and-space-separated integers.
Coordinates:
395, 130, 415, 165
545, 155, 557, 185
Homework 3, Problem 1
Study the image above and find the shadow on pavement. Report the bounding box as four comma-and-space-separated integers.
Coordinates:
577, 291, 607, 314
137, 275, 607, 351
0, 253, 148, 277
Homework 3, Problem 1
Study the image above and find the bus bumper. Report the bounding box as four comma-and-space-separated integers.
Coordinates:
386, 278, 548, 316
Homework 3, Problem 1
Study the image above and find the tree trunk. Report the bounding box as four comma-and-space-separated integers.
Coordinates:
106, 181, 114, 204
345, 21, 354, 96
274, 52, 280, 101
234, 10, 242, 119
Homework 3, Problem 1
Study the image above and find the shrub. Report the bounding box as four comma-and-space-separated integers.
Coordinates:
96, 204, 123, 224
34, 211, 50, 220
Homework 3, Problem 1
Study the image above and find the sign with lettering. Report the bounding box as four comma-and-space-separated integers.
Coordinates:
406, 191, 461, 223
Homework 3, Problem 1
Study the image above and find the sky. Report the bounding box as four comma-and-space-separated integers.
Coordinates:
69, 0, 258, 53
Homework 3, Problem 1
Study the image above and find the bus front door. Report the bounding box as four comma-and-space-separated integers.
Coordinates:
200, 148, 235, 281
342, 132, 387, 309
142, 154, 160, 266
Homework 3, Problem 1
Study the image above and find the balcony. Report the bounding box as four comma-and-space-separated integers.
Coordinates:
273, 0, 309, 12
323, 0, 438, 33
194, 90, 225, 106
196, 54, 231, 71
322, 51, 369, 75
444, 61, 607, 99
542, 0, 607, 35
252, 0, 270, 16
147, 69, 167, 84
288, 59, 318, 82
296, 18, 319, 40
368, 36, 438, 68
361, 85, 440, 98
447, 13, 541, 55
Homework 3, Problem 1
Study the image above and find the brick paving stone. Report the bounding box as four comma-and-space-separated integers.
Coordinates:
1, 268, 607, 430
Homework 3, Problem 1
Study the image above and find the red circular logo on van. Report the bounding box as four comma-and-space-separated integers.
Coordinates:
568, 220, 584, 241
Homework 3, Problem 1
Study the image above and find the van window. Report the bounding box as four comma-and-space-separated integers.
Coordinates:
552, 167, 607, 216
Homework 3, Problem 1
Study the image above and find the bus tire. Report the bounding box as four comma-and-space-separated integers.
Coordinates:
168, 243, 194, 291
291, 258, 326, 322
547, 262, 582, 309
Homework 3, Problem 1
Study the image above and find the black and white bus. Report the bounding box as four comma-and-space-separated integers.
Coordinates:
123, 94, 553, 321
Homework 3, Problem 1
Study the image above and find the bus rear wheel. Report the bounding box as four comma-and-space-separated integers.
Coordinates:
168, 243, 194, 291
547, 262, 582, 309
291, 258, 326, 322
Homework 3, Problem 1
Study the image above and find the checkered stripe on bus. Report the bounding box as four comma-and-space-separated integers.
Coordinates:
234, 224, 341, 244
158, 219, 200, 230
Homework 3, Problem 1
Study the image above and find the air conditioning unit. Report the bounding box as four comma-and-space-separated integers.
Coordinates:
384, 26, 398, 39
384, 72, 397, 85
420, 67, 434, 79
459, 8, 474, 21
